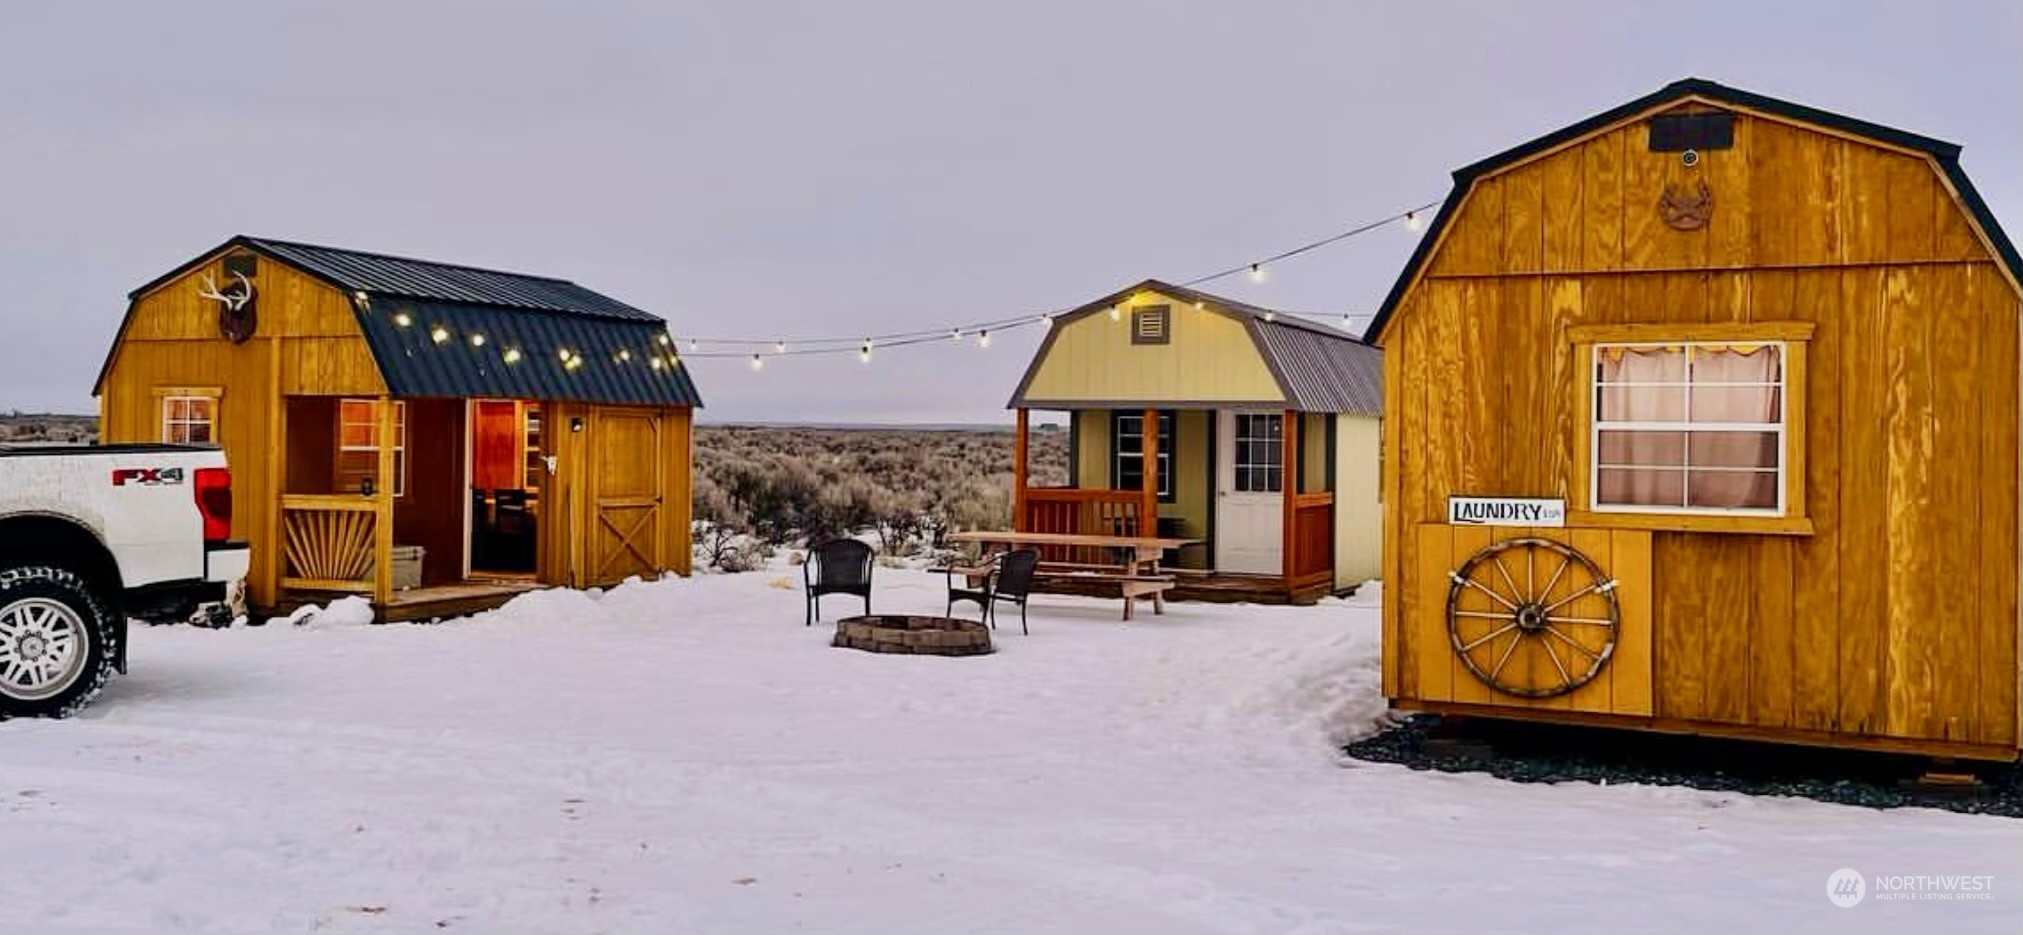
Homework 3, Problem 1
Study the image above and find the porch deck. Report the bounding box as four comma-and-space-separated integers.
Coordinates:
276, 580, 543, 623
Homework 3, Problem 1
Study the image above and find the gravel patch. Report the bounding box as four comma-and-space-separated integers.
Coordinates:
1346, 715, 2022, 817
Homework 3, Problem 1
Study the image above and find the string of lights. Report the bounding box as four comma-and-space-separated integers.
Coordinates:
674, 197, 1441, 364
355, 197, 1440, 376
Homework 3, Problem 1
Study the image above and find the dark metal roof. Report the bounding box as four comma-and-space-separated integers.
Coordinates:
101, 235, 702, 407
1366, 77, 2023, 344
124, 235, 660, 321
249, 237, 660, 320
1009, 279, 1382, 414
355, 299, 701, 407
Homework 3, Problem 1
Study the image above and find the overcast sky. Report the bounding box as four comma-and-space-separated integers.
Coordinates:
2, 1, 2016, 424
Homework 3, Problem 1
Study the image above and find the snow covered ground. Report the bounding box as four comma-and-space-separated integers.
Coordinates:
2, 566, 2017, 934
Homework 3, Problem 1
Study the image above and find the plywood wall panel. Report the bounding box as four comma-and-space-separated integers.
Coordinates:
1384, 102, 2019, 757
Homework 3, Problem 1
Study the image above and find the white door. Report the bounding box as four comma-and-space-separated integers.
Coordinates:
1215, 411, 1285, 574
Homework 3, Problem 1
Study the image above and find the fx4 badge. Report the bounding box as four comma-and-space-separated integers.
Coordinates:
112, 467, 186, 487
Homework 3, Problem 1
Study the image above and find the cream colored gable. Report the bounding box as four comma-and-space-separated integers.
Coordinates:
1020, 290, 1285, 404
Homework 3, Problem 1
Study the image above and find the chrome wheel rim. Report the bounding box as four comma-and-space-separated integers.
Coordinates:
0, 597, 88, 701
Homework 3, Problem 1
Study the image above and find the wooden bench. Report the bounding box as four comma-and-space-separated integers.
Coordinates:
1031, 569, 1175, 621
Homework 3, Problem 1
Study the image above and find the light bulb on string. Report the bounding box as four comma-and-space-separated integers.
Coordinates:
978, 329, 991, 348
1108, 305, 1122, 322
951, 329, 963, 343
649, 356, 664, 371
689, 338, 699, 352
392, 311, 412, 328
431, 325, 450, 344
558, 348, 573, 362
1039, 313, 1054, 329
750, 354, 764, 371
1405, 211, 1424, 232
503, 347, 522, 364
618, 348, 632, 362
775, 340, 786, 354
859, 341, 873, 363
469, 333, 486, 347
658, 334, 672, 347
1248, 263, 1267, 283
1264, 312, 1277, 323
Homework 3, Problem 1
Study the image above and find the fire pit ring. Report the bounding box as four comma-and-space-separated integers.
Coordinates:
832, 615, 993, 657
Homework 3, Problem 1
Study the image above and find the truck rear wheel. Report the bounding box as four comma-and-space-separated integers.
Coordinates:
0, 566, 117, 718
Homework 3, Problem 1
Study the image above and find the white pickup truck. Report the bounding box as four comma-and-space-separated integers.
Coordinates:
0, 443, 248, 717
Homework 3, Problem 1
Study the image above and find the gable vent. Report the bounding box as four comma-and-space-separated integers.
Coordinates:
1131, 305, 1171, 344
1648, 111, 1734, 152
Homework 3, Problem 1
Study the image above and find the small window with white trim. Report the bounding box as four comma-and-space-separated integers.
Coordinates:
1591, 342, 1785, 513
337, 399, 408, 497
161, 395, 217, 445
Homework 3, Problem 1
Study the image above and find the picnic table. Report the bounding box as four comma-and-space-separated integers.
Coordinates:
943, 530, 1199, 621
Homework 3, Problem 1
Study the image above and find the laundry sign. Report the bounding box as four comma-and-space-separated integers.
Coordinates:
1448, 496, 1567, 527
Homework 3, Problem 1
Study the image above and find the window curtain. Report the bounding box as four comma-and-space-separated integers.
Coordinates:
1686, 347, 1780, 508
1596, 346, 1779, 510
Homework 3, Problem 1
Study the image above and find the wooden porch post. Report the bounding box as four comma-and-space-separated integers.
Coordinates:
261, 334, 284, 611
1141, 407, 1159, 537
372, 396, 397, 609
1013, 408, 1029, 532
1281, 408, 1298, 582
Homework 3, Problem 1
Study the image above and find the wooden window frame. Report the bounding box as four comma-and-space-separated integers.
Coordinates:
1568, 322, 1813, 535
338, 398, 409, 498
523, 403, 545, 495
156, 388, 222, 446
1111, 410, 1175, 502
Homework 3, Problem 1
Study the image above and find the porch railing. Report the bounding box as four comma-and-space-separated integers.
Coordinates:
279, 494, 380, 592
1019, 487, 1146, 565
1290, 492, 1335, 583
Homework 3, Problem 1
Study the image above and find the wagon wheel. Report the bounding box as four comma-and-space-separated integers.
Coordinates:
1446, 537, 1619, 699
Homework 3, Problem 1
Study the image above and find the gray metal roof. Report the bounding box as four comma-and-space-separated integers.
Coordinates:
354, 299, 702, 407
1008, 279, 1383, 415
241, 237, 661, 321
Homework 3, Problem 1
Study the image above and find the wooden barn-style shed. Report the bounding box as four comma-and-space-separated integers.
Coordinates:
1007, 279, 1383, 603
96, 236, 702, 620
1371, 78, 2023, 761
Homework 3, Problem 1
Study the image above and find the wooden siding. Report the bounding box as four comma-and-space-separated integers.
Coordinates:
102, 249, 697, 613
536, 402, 694, 587
1020, 290, 1284, 404
1382, 108, 2021, 756
1334, 417, 1382, 587
1405, 524, 1654, 717
99, 255, 387, 611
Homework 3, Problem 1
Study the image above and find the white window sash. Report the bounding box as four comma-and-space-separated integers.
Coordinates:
1590, 341, 1787, 516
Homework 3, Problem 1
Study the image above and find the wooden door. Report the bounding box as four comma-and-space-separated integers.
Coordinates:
1215, 411, 1284, 574
589, 407, 664, 584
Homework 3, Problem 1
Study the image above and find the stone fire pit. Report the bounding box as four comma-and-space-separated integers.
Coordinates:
832, 615, 993, 657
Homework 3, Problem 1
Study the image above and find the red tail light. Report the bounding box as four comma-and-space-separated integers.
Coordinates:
194, 467, 233, 542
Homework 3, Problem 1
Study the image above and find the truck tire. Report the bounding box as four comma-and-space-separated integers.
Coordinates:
0, 566, 118, 718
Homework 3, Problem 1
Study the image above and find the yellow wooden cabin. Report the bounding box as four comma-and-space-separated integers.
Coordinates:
95, 236, 701, 620
1007, 280, 1383, 603
1371, 78, 2023, 761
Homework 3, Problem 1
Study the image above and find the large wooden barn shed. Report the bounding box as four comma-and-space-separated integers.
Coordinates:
1370, 79, 2023, 761
96, 236, 702, 620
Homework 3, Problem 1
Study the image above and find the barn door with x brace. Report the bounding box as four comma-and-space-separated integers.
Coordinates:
588, 407, 664, 585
